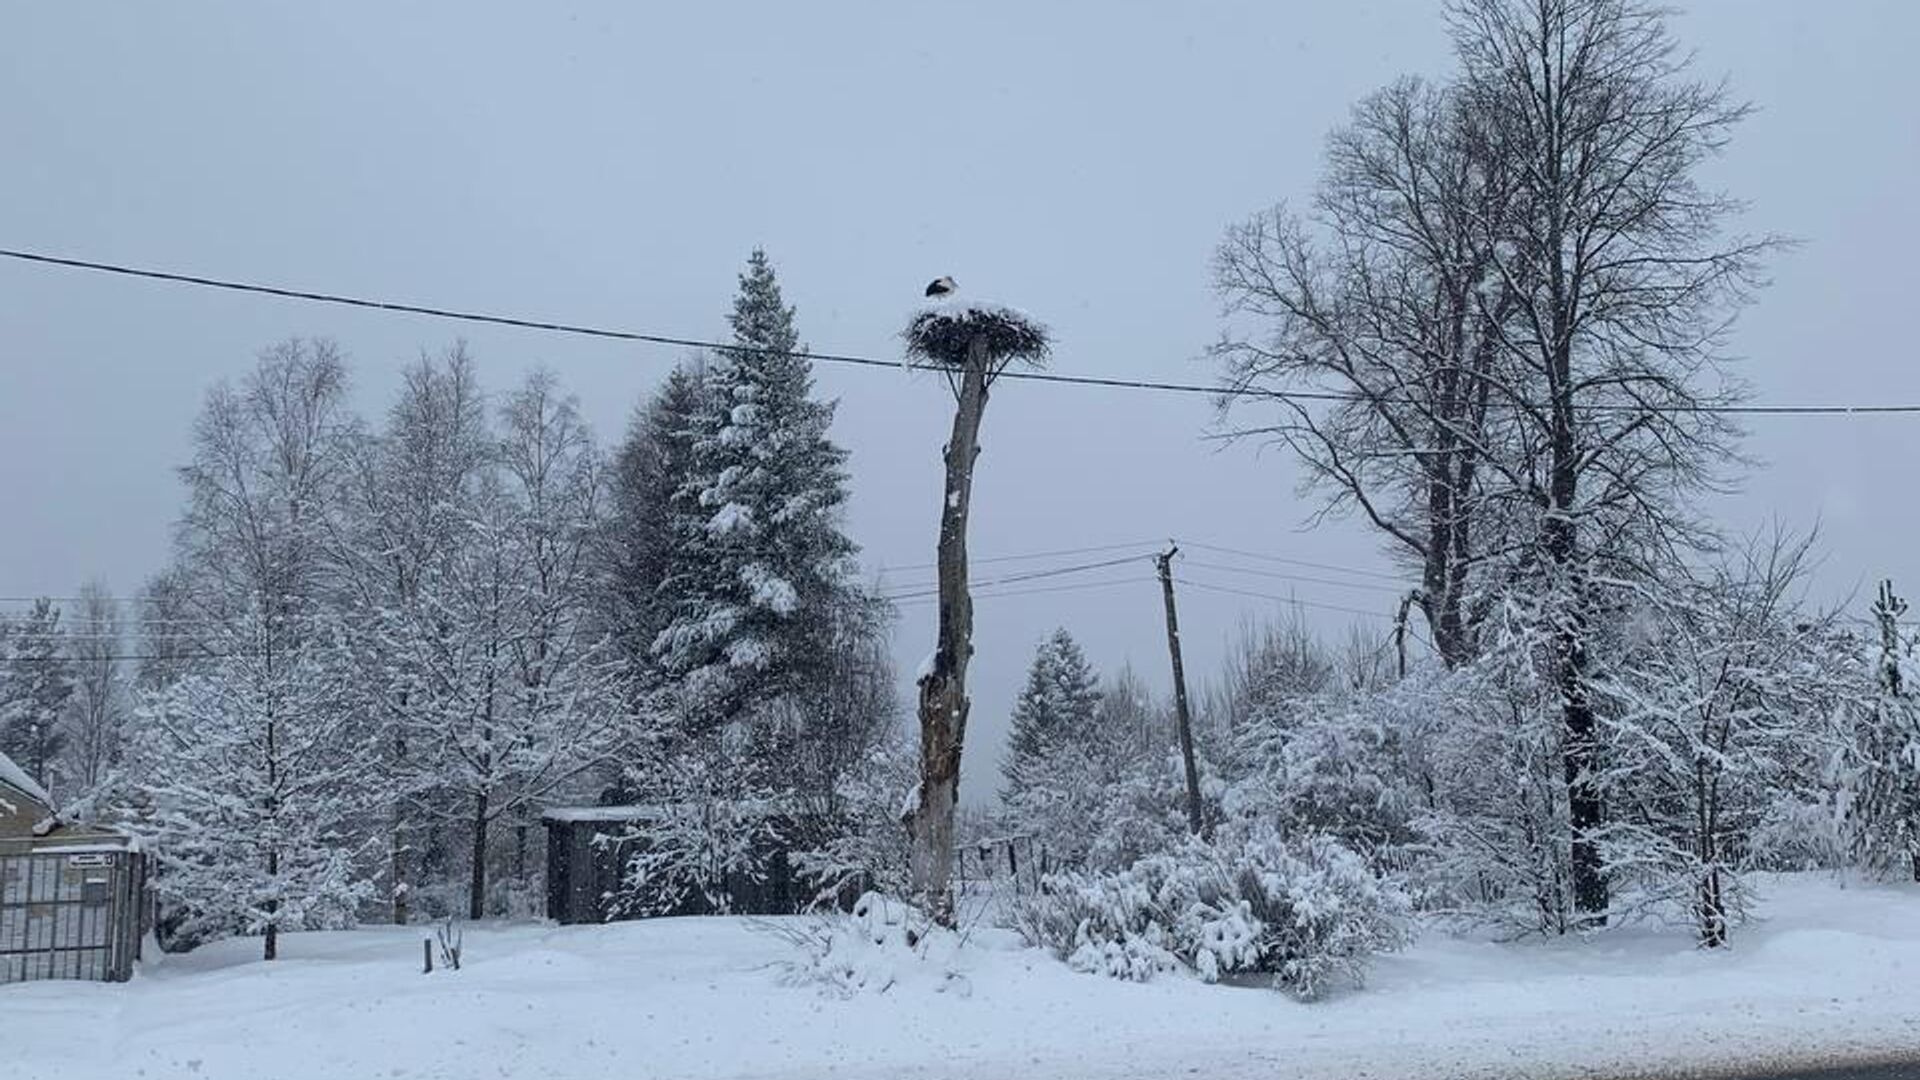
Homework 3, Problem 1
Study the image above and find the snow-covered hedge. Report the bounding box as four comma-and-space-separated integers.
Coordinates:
1013, 823, 1411, 999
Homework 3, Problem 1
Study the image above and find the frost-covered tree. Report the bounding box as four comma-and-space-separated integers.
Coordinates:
377, 371, 626, 919
0, 598, 73, 794
335, 344, 492, 923
58, 581, 128, 793
1000, 629, 1106, 866
1841, 580, 1920, 880
1217, 0, 1774, 923
1596, 533, 1844, 945
128, 338, 365, 949
1001, 629, 1101, 796
654, 250, 863, 732
130, 605, 372, 960
172, 339, 354, 624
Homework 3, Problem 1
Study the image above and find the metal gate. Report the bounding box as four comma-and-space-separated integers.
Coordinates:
0, 849, 146, 983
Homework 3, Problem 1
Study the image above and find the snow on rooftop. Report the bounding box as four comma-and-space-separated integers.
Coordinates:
539, 805, 668, 823
0, 748, 49, 807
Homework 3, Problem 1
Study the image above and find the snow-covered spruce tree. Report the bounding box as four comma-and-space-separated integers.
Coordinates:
130, 605, 373, 960
653, 250, 865, 737
1000, 628, 1103, 865
0, 598, 74, 794
603, 357, 707, 692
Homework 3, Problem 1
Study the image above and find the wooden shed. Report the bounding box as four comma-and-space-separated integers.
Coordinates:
542, 804, 813, 925
0, 751, 150, 983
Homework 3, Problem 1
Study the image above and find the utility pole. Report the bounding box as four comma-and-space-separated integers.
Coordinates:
1394, 590, 1421, 680
1155, 544, 1204, 836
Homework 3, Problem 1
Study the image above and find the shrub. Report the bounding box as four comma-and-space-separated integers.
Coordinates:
1012, 823, 1410, 999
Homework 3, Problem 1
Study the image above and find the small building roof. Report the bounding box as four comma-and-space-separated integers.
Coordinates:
541, 804, 670, 824
0, 748, 50, 807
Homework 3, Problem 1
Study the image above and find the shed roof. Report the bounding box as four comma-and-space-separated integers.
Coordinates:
0, 748, 50, 807
541, 804, 669, 824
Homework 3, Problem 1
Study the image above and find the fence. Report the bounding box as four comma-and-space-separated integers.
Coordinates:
0, 848, 147, 983
954, 834, 1048, 895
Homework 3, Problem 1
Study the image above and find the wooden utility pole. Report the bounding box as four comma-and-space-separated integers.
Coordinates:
1154, 545, 1204, 836
1394, 590, 1420, 680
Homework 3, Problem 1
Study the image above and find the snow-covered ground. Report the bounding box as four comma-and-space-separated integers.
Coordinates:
10, 873, 1920, 1080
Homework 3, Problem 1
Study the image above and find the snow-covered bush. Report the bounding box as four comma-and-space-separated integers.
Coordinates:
1083, 751, 1220, 873
1014, 823, 1410, 999
1228, 828, 1413, 996
792, 731, 918, 905
769, 892, 970, 997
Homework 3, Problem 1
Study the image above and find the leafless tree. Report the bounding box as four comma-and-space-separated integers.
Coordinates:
1214, 77, 1519, 667
1216, 0, 1776, 923
59, 580, 128, 792
1449, 0, 1776, 919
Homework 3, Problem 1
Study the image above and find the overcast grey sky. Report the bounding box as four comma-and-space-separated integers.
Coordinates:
2, 2, 1915, 803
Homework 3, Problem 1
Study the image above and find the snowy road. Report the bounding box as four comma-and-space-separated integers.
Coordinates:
1637, 1062, 1920, 1080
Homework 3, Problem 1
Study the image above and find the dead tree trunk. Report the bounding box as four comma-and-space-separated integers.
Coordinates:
909, 335, 990, 928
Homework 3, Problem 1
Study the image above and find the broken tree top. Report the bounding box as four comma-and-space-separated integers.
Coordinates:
903, 297, 1051, 369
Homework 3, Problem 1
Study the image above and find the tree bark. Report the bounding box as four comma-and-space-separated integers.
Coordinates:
909, 336, 991, 928
469, 789, 489, 921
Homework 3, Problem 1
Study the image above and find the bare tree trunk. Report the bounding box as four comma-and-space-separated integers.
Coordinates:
390, 812, 410, 925
469, 789, 489, 922
909, 336, 990, 928
264, 846, 280, 961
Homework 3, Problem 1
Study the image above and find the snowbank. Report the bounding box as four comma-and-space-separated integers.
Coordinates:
7, 873, 1920, 1080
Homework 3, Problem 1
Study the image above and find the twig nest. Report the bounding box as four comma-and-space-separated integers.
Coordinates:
903, 298, 1051, 370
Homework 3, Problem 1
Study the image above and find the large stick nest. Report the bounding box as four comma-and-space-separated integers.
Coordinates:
903, 300, 1051, 371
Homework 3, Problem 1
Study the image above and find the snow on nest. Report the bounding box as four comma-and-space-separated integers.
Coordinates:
911, 295, 1040, 324
903, 297, 1051, 367
0, 747, 49, 807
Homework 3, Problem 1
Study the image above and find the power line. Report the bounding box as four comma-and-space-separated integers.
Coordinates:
6, 246, 1917, 417
881, 553, 1151, 601
1177, 541, 1405, 582
877, 539, 1163, 574
890, 576, 1157, 608
1172, 576, 1394, 621
1176, 558, 1407, 595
